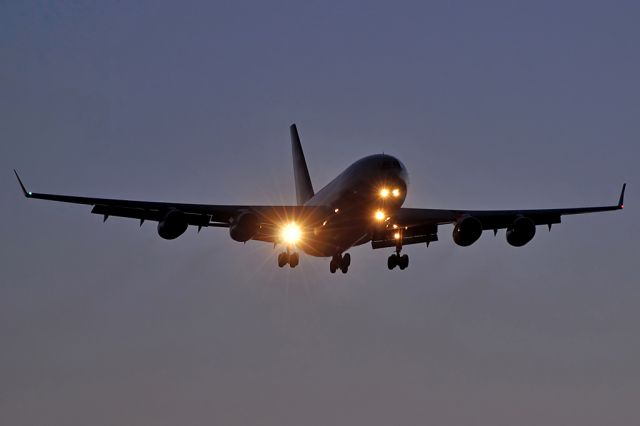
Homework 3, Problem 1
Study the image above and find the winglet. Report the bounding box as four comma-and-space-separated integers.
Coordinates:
618, 183, 626, 208
14, 170, 32, 197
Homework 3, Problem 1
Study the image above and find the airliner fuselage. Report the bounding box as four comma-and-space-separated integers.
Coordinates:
301, 154, 408, 257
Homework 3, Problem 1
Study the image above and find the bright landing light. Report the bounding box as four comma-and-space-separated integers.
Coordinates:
281, 222, 302, 245
392, 188, 401, 197
379, 188, 390, 198
374, 209, 386, 222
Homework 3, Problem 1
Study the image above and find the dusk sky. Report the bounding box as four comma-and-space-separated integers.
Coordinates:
1, 1, 639, 425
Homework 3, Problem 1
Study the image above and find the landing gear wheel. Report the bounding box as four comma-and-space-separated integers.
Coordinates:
387, 252, 409, 270
278, 251, 297, 268
330, 253, 351, 274
398, 254, 409, 270
289, 252, 299, 268
277, 252, 288, 267
340, 252, 351, 274
329, 258, 338, 273
387, 254, 398, 270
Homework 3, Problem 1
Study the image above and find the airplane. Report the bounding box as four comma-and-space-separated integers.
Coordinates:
14, 124, 626, 274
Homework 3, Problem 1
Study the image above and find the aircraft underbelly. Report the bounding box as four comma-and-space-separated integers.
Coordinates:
301, 223, 370, 257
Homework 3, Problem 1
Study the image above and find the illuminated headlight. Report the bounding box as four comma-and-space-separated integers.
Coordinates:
281, 222, 302, 245
374, 209, 386, 222
393, 232, 401, 240
379, 188, 390, 198
392, 188, 401, 197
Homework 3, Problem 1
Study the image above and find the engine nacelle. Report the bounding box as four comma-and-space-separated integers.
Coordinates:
157, 209, 188, 240
229, 212, 260, 242
506, 216, 536, 247
453, 215, 483, 247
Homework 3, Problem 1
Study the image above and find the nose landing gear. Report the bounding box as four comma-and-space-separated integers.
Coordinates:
329, 252, 351, 274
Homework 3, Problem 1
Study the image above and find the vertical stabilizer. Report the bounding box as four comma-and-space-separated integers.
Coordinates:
290, 124, 314, 205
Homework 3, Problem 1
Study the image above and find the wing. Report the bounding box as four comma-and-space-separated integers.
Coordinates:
372, 184, 626, 248
14, 171, 331, 241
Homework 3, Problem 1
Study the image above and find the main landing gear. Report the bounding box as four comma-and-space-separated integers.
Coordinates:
329, 252, 351, 274
387, 230, 409, 270
388, 237, 409, 270
387, 252, 409, 270
277, 250, 299, 268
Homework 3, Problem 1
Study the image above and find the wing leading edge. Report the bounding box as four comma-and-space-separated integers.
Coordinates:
14, 170, 331, 235
367, 184, 626, 250
395, 183, 626, 230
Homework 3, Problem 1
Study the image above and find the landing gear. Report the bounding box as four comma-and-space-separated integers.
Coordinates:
277, 250, 299, 268
289, 252, 299, 268
387, 253, 409, 270
278, 252, 288, 267
329, 252, 351, 274
387, 235, 409, 270
401, 254, 408, 269
387, 254, 395, 270
330, 258, 338, 274
341, 253, 351, 273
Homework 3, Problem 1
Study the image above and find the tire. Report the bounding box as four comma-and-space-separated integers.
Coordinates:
329, 259, 337, 273
342, 253, 351, 267
289, 252, 299, 268
387, 254, 397, 270
399, 254, 409, 270
277, 252, 288, 268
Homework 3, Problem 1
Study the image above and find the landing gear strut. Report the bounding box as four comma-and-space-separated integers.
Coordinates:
277, 249, 299, 268
330, 252, 351, 274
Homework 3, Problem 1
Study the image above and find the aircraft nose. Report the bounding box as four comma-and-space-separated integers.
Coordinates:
375, 175, 407, 201
383, 164, 408, 183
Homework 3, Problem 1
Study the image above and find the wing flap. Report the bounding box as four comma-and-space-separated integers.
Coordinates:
91, 205, 215, 227
371, 234, 439, 249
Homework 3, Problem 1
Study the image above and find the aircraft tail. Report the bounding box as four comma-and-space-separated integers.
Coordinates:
290, 124, 314, 205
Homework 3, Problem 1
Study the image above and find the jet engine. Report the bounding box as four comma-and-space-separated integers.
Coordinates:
506, 216, 536, 247
157, 209, 189, 240
453, 215, 483, 247
229, 212, 260, 242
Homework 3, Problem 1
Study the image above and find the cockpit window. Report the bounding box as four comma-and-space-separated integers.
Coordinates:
381, 158, 400, 169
